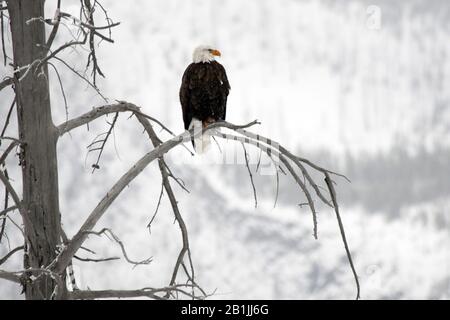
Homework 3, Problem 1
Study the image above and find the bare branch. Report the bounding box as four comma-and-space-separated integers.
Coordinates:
0, 169, 21, 211
268, 153, 281, 208
212, 129, 320, 237
0, 204, 18, 243
13, 59, 41, 82
57, 102, 174, 137
82, 0, 103, 85
0, 136, 21, 144
52, 120, 257, 274
6, 214, 24, 236
0, 7, 7, 66
210, 130, 359, 295
0, 205, 17, 217
73, 255, 119, 263
26, 0, 119, 87
220, 129, 335, 207
0, 269, 21, 283
0, 245, 24, 265
161, 161, 190, 193
2, 266, 64, 297
85, 228, 152, 266
238, 128, 350, 182
51, 135, 184, 273
292, 158, 333, 208
53, 56, 107, 101
241, 143, 257, 208
71, 289, 160, 300
0, 131, 11, 242
324, 173, 360, 300
18, 268, 65, 299
279, 154, 318, 239
59, 11, 120, 31
56, 112, 355, 298
0, 77, 12, 91
213, 131, 319, 236
69, 284, 206, 300
58, 101, 193, 160
133, 113, 203, 296
147, 183, 164, 231
161, 160, 191, 290
88, 112, 119, 173
0, 139, 19, 166
57, 103, 138, 136
0, 98, 15, 143
45, 0, 62, 50
38, 32, 88, 69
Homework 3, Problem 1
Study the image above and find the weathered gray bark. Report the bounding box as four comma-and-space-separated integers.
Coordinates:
7, 0, 63, 299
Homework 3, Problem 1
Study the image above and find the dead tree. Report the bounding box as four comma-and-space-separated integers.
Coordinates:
0, 0, 359, 300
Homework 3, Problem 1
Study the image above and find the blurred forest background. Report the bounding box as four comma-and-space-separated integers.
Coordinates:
1, 0, 449, 299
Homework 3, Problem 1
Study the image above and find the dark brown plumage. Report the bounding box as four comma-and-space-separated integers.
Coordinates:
179, 60, 230, 131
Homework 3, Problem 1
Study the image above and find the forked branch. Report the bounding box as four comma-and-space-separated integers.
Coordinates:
52, 116, 258, 275
51, 100, 359, 299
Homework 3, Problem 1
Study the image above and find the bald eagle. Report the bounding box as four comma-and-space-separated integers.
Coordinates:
180, 45, 230, 152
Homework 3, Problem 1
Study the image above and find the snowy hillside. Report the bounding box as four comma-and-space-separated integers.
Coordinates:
1, 0, 449, 299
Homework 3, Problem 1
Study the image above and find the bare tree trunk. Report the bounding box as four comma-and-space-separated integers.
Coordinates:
7, 0, 63, 299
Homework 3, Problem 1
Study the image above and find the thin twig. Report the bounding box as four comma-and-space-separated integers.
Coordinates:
0, 245, 24, 265
273, 159, 280, 208
213, 131, 319, 238
0, 7, 7, 66
37, 32, 89, 69
48, 62, 69, 122
0, 168, 10, 242
0, 205, 17, 217
59, 11, 120, 31
45, 0, 62, 51
241, 143, 257, 208
0, 99, 16, 143
279, 154, 318, 239
147, 183, 164, 232
53, 55, 107, 102
238, 129, 350, 182
0, 77, 13, 91
0, 169, 21, 211
73, 255, 119, 263
162, 162, 190, 193
0, 140, 19, 165
0, 269, 21, 283
89, 112, 119, 173
324, 173, 360, 300
85, 228, 152, 266
82, 0, 105, 85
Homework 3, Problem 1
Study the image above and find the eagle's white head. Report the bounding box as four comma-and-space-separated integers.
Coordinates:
192, 45, 221, 63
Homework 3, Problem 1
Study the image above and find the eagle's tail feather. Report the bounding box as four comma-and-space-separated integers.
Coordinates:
189, 118, 212, 154
193, 132, 211, 154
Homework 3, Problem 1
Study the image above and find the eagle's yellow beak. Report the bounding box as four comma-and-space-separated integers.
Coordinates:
210, 49, 221, 57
